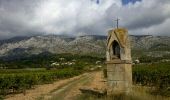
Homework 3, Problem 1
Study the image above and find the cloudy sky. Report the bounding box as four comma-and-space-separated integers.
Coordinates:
0, 0, 170, 39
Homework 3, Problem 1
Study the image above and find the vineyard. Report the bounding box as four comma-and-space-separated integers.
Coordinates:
0, 53, 104, 97
133, 62, 170, 96
0, 52, 170, 97
0, 68, 82, 96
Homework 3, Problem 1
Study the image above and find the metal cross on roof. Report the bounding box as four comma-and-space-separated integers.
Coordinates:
114, 18, 120, 29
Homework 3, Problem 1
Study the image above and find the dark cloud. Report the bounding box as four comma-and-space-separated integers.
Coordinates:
0, 0, 169, 39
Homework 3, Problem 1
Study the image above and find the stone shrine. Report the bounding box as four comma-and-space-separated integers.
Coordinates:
106, 28, 132, 95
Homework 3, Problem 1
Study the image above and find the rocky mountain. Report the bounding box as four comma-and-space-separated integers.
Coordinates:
0, 35, 170, 59
130, 35, 170, 50
0, 35, 106, 57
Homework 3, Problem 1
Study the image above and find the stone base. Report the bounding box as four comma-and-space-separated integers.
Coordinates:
106, 62, 132, 95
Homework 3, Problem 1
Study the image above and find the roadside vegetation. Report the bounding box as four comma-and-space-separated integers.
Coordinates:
0, 52, 105, 69
0, 53, 104, 97
132, 53, 170, 97
79, 61, 170, 100
0, 52, 170, 98
133, 61, 170, 96
138, 54, 170, 63
0, 68, 81, 96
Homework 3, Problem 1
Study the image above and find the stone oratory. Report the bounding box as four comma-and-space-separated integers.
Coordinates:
106, 28, 132, 95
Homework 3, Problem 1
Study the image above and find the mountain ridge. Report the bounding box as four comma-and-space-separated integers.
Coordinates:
0, 35, 170, 59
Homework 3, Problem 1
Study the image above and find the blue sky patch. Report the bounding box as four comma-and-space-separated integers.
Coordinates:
122, 0, 142, 5
91, 0, 100, 4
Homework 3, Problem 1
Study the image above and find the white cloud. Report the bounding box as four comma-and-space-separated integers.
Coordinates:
0, 0, 169, 39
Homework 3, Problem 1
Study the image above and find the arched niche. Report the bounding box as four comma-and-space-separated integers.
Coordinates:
111, 40, 120, 59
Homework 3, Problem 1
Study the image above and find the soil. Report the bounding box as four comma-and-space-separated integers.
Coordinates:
5, 73, 87, 100
5, 71, 106, 100
5, 71, 169, 100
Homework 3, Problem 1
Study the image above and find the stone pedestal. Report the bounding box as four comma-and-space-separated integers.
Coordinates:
106, 60, 132, 95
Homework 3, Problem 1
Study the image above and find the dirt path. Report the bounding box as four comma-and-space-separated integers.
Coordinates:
5, 73, 88, 100
5, 71, 105, 100
37, 71, 106, 100
6, 71, 168, 100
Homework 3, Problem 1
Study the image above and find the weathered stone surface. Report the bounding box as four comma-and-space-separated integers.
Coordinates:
107, 64, 125, 72
106, 28, 132, 95
107, 72, 125, 81
107, 81, 126, 89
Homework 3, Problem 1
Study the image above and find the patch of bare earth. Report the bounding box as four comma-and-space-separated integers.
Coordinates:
5, 73, 87, 100
5, 71, 105, 100
39, 71, 105, 100
87, 71, 106, 90
65, 71, 106, 100
63, 75, 92, 100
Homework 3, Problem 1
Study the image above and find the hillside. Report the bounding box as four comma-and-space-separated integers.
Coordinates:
0, 35, 170, 59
